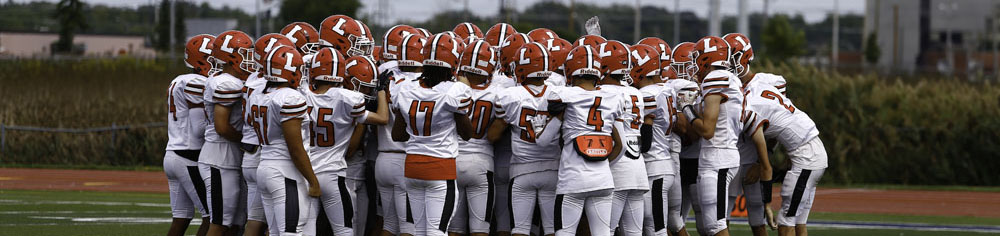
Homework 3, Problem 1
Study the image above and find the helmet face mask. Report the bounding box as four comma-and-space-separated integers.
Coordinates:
238, 47, 258, 73
348, 34, 373, 57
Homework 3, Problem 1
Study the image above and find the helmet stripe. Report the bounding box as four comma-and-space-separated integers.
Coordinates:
430, 34, 443, 60
401, 34, 413, 60
471, 40, 483, 68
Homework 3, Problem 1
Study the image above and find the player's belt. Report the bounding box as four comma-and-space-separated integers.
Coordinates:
240, 143, 260, 154
173, 150, 201, 162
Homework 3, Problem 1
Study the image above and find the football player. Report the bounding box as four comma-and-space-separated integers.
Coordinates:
447, 38, 501, 236
725, 33, 825, 236
374, 32, 425, 236
664, 41, 703, 236
496, 33, 531, 88
542, 38, 573, 87
250, 45, 319, 236
482, 22, 518, 236
545, 45, 625, 236
319, 15, 374, 58
487, 42, 560, 236
165, 34, 214, 236
390, 33, 473, 236
281, 22, 321, 56
676, 36, 745, 236
596, 40, 649, 236
199, 30, 255, 236
630, 42, 682, 236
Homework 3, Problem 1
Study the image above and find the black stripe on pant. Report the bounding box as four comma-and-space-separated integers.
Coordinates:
285, 178, 299, 233
485, 171, 495, 222
652, 178, 666, 231
507, 176, 515, 230
210, 167, 223, 225
187, 166, 208, 217
405, 193, 414, 223
438, 180, 457, 232
338, 176, 355, 228
554, 194, 564, 231
717, 168, 728, 220
786, 169, 812, 217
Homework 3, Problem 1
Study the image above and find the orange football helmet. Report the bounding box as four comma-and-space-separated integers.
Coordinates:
528, 28, 559, 43
670, 42, 698, 81
185, 34, 217, 77
254, 33, 295, 71
499, 33, 531, 75
484, 23, 517, 50
637, 37, 671, 70
422, 33, 463, 71
563, 45, 603, 85
397, 34, 426, 68
345, 56, 379, 100
723, 33, 754, 77
382, 24, 420, 61
598, 40, 633, 84
660, 66, 677, 81
575, 35, 607, 50
543, 38, 573, 73
280, 22, 320, 55
319, 15, 373, 57
212, 30, 256, 75
309, 47, 347, 83
629, 44, 661, 83
453, 22, 484, 40
694, 36, 731, 80
372, 46, 383, 63
459, 39, 498, 77
261, 45, 304, 87
416, 28, 433, 38
512, 42, 553, 84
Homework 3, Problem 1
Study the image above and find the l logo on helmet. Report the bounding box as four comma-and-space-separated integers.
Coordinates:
220, 35, 235, 53
198, 38, 212, 54
331, 18, 347, 36
631, 50, 650, 66
284, 25, 302, 43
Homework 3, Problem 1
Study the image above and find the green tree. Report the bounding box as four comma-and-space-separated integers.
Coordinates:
153, 0, 186, 51
278, 0, 360, 29
864, 32, 881, 65
52, 0, 87, 54
761, 15, 806, 62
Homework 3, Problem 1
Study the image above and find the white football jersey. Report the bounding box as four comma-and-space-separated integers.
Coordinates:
458, 85, 500, 156
241, 74, 267, 146
491, 71, 517, 88
493, 85, 561, 164
698, 70, 744, 169
741, 81, 819, 161
601, 84, 649, 191
548, 86, 623, 194
664, 79, 701, 160
545, 73, 567, 87
166, 73, 208, 151
305, 87, 370, 174
638, 83, 677, 176
249, 87, 308, 160
203, 73, 246, 144
394, 80, 472, 158
750, 72, 787, 95
377, 71, 420, 152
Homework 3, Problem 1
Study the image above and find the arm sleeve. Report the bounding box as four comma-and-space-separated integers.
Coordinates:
182, 78, 206, 104
444, 83, 473, 114
700, 75, 730, 98
212, 78, 244, 106
278, 92, 308, 122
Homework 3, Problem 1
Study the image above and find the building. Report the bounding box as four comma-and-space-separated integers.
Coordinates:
0, 32, 156, 58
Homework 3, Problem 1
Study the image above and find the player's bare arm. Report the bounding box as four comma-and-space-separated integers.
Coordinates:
213, 104, 242, 142
345, 125, 366, 159
362, 90, 389, 125
454, 112, 474, 141
391, 112, 410, 142
486, 119, 508, 143
609, 127, 623, 162
282, 118, 321, 197
688, 94, 721, 140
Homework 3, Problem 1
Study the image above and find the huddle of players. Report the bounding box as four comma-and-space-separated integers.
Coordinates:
164, 13, 828, 236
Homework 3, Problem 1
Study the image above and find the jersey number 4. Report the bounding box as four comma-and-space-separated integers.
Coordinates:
408, 100, 436, 136
587, 97, 604, 131
761, 90, 795, 113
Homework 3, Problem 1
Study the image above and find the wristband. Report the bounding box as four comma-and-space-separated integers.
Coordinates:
760, 180, 774, 204
682, 105, 699, 124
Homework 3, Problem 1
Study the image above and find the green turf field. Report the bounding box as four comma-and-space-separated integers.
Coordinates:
2, 189, 998, 236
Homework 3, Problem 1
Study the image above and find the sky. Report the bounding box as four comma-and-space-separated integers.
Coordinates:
15, 0, 866, 24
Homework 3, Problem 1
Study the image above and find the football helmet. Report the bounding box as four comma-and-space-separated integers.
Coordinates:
543, 38, 573, 73
512, 42, 553, 84
416, 28, 433, 38
459, 39, 498, 77
345, 55, 379, 100
637, 37, 671, 70
261, 45, 304, 87
484, 23, 517, 50
575, 34, 607, 50
693, 36, 731, 79
397, 34, 426, 68
527, 28, 559, 43
563, 45, 603, 85
212, 30, 256, 75
422, 33, 463, 71
723, 33, 754, 77
499, 33, 531, 75
670, 42, 698, 81
309, 47, 347, 83
382, 24, 420, 61
661, 66, 677, 81
372, 45, 383, 63
280, 22, 320, 55
453, 22, 484, 40
598, 40, 633, 84
319, 15, 373, 57
629, 44, 660, 83
185, 34, 217, 77
254, 33, 295, 71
